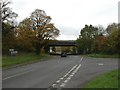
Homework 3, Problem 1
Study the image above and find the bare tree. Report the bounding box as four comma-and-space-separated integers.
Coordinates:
30, 9, 59, 54
1, 0, 18, 23
30, 9, 59, 39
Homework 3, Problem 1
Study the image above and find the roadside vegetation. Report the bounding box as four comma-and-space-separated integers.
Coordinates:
2, 0, 119, 56
85, 69, 119, 88
1, 0, 59, 68
2, 53, 51, 68
76, 24, 120, 56
86, 54, 119, 58
2, 0, 60, 56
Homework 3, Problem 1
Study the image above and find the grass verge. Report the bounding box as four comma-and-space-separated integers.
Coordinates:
86, 54, 119, 58
2, 53, 52, 68
84, 69, 119, 88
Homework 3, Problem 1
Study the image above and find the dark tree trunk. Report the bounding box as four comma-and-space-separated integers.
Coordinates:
35, 42, 41, 55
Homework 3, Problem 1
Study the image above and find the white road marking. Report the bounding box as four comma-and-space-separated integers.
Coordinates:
60, 77, 64, 80
70, 74, 74, 77
67, 65, 77, 74
98, 63, 104, 66
73, 70, 77, 73
51, 57, 83, 88
52, 84, 56, 87
60, 83, 66, 87
69, 75, 73, 78
56, 80, 61, 83
51, 64, 78, 88
79, 57, 83, 63
70, 65, 77, 71
59, 64, 82, 87
63, 74, 68, 78
3, 70, 32, 80
63, 65, 77, 78
77, 64, 81, 69
64, 80, 68, 83
69, 64, 81, 77
67, 77, 71, 80
71, 72, 75, 75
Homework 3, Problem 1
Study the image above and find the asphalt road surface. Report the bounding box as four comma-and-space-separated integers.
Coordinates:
2, 55, 118, 88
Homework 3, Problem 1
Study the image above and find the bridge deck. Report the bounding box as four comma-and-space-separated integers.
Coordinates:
48, 40, 76, 46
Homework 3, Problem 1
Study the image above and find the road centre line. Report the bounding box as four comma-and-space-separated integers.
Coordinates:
64, 80, 69, 83
60, 77, 64, 80
52, 84, 56, 87
63, 65, 78, 78
51, 64, 78, 88
67, 77, 71, 80
68, 65, 78, 73
56, 80, 61, 83
79, 57, 83, 63
98, 63, 104, 66
48, 57, 84, 89
50, 57, 83, 88
59, 64, 81, 87
60, 83, 66, 87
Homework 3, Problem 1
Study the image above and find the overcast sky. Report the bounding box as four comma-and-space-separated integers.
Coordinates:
10, 0, 119, 40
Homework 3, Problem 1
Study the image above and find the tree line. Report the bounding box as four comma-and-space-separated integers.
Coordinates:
1, 0, 119, 55
76, 23, 120, 54
1, 0, 60, 55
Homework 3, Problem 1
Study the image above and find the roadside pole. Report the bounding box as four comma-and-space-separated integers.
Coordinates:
0, 2, 2, 90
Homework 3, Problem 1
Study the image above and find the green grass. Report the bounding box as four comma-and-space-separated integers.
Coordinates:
2, 53, 51, 68
86, 54, 119, 58
85, 69, 119, 88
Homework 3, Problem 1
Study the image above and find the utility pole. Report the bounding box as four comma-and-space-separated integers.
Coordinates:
0, 2, 2, 90
0, 2, 2, 54
0, 2, 1, 46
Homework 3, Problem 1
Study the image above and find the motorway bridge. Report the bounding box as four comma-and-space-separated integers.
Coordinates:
47, 40, 77, 46
46, 40, 78, 54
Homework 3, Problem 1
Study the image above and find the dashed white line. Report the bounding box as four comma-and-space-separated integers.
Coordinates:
67, 65, 77, 74
79, 57, 83, 63
59, 64, 82, 88
70, 74, 74, 77
59, 57, 83, 88
76, 65, 81, 71
50, 57, 83, 88
56, 80, 61, 83
60, 83, 66, 87
63, 73, 68, 78
71, 72, 75, 75
98, 63, 104, 66
70, 65, 77, 71
60, 77, 64, 80
64, 80, 68, 83
67, 77, 71, 80
52, 84, 56, 87
63, 65, 78, 78
73, 71, 77, 73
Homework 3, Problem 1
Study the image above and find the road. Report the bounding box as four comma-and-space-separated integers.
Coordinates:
2, 55, 118, 88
